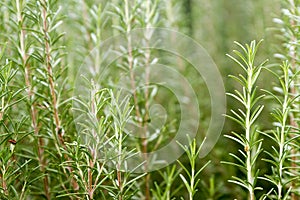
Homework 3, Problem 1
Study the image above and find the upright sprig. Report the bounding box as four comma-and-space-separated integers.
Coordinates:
37, 0, 66, 146
108, 90, 145, 200
140, 1, 160, 198
60, 87, 112, 199
10, 0, 52, 198
177, 137, 211, 200
151, 165, 182, 199
262, 61, 299, 199
274, 1, 300, 198
224, 40, 268, 200
110, 0, 141, 122
110, 0, 161, 199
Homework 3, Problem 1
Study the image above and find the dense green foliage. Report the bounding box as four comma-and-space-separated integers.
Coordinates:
1, 0, 300, 199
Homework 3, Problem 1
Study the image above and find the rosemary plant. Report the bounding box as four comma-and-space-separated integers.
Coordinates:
262, 61, 300, 199
177, 137, 211, 200
273, 0, 300, 198
151, 165, 182, 199
224, 40, 268, 200
107, 90, 145, 200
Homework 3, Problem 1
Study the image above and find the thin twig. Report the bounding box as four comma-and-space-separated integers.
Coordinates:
41, 0, 79, 192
